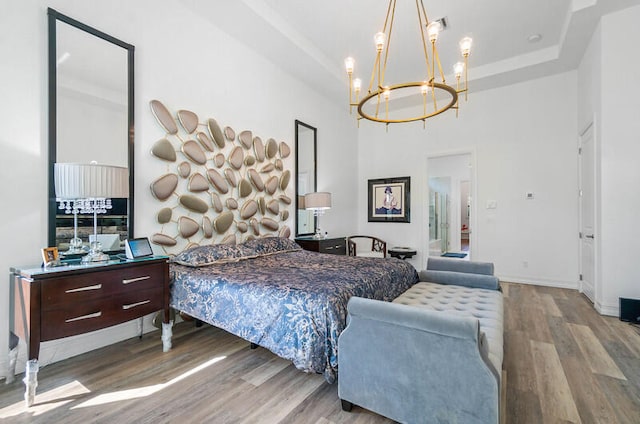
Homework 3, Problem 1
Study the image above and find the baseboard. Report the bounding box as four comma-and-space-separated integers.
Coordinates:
595, 301, 619, 317
498, 275, 578, 290
10, 314, 159, 377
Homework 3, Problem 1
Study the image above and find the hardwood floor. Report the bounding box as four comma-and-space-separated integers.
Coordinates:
1, 282, 639, 423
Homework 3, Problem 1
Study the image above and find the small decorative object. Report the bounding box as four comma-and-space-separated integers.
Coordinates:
41, 247, 59, 265
305, 192, 331, 239
368, 176, 411, 223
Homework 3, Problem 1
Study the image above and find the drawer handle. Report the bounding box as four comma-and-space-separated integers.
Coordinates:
122, 276, 151, 285
66, 311, 102, 323
65, 284, 102, 293
326, 246, 335, 250
122, 300, 151, 310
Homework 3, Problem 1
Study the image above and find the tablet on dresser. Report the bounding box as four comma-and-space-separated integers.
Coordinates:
125, 238, 153, 259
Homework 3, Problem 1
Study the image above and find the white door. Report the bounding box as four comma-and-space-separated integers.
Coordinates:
579, 124, 595, 302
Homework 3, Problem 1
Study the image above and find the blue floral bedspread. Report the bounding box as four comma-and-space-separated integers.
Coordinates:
170, 248, 418, 382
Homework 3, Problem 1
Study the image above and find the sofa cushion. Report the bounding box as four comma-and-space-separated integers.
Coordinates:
418, 269, 500, 290
393, 282, 503, 376
427, 257, 494, 275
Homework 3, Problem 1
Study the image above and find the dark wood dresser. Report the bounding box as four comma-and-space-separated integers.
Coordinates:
10, 256, 171, 406
295, 236, 347, 255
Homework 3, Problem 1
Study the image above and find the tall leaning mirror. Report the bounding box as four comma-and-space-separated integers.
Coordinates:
48, 8, 135, 254
295, 120, 317, 236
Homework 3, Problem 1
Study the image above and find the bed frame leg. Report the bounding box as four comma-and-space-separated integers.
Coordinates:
195, 319, 203, 327
161, 320, 174, 352
341, 399, 353, 412
250, 343, 258, 350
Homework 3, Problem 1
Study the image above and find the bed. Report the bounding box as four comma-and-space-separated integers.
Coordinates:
169, 237, 418, 382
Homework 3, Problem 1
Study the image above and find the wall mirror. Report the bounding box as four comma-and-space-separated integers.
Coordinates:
295, 120, 317, 237
48, 8, 135, 253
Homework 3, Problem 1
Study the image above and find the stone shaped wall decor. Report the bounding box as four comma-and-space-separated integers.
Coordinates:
149, 99, 292, 254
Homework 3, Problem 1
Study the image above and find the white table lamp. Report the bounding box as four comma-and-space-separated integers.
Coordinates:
304, 192, 331, 239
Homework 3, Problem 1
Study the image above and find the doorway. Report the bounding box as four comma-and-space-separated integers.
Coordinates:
427, 153, 473, 259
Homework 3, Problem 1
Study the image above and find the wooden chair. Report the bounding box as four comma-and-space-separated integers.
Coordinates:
347, 235, 387, 258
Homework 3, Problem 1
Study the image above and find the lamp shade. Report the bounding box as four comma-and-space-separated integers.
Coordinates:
55, 163, 129, 199
304, 192, 331, 210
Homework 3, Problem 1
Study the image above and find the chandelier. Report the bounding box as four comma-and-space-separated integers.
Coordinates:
344, 0, 472, 126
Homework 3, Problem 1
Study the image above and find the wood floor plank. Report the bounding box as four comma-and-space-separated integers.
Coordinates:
505, 388, 544, 424
568, 323, 626, 380
595, 374, 640, 424
530, 340, 581, 423
546, 315, 583, 358
501, 282, 510, 298
241, 356, 292, 387
515, 285, 554, 343
239, 367, 325, 423
503, 330, 538, 392
560, 356, 620, 424
604, 318, 640, 358
539, 293, 563, 317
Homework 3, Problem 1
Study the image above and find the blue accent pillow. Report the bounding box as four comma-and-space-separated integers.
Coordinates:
171, 237, 301, 267
171, 244, 248, 267
241, 237, 301, 256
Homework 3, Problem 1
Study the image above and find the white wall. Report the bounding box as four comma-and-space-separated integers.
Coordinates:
576, 5, 640, 316
599, 6, 640, 314
0, 0, 356, 379
357, 72, 579, 286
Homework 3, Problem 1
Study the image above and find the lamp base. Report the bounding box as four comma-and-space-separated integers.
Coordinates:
81, 242, 110, 264
66, 237, 88, 255
313, 228, 325, 239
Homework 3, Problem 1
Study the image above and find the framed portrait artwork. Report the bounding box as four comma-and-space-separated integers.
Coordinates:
367, 176, 411, 223
41, 246, 59, 264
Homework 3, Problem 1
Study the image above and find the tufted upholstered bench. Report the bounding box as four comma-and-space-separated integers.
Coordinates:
393, 282, 503, 379
338, 258, 503, 424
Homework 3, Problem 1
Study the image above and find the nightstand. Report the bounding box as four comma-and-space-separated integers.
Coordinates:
295, 236, 347, 255
9, 256, 172, 406
388, 247, 417, 260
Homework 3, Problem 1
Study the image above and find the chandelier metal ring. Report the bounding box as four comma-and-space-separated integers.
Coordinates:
357, 82, 459, 124
344, 0, 473, 126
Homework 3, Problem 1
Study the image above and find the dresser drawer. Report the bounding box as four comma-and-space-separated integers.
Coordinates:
41, 287, 164, 341
296, 237, 346, 255
41, 263, 165, 310
318, 239, 346, 255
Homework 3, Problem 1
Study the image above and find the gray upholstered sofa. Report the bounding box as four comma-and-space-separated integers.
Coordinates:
338, 257, 503, 424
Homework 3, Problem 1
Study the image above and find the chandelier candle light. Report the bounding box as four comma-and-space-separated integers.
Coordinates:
345, 0, 472, 126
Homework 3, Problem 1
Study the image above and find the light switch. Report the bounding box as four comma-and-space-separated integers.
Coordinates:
486, 200, 497, 209
526, 192, 534, 199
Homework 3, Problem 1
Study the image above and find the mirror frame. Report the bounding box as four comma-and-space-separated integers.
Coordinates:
294, 120, 317, 237
47, 8, 135, 248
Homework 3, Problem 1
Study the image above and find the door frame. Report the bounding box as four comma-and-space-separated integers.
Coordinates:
425, 149, 477, 260
578, 120, 600, 306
